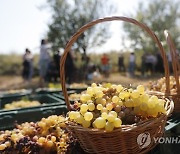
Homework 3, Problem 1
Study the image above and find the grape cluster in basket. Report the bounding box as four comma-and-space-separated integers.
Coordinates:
0, 115, 72, 153
68, 83, 166, 132
148, 76, 180, 94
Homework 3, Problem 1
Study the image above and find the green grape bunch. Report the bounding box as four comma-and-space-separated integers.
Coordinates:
68, 83, 167, 132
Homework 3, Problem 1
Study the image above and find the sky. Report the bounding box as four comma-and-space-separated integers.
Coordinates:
0, 0, 142, 55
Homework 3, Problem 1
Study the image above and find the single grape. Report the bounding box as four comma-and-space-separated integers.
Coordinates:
96, 91, 104, 98
101, 112, 108, 119
91, 83, 97, 87
140, 103, 148, 111
51, 136, 56, 142
82, 120, 91, 128
80, 94, 87, 102
107, 114, 116, 122
106, 103, 113, 111
101, 107, 108, 113
38, 121, 46, 128
119, 111, 125, 118
124, 108, 130, 114
101, 98, 107, 106
74, 112, 80, 119
0, 144, 7, 150
96, 98, 103, 104
87, 87, 94, 96
114, 105, 121, 112
117, 100, 123, 106
124, 99, 133, 107
117, 85, 123, 92
140, 94, 149, 103
114, 118, 122, 128
150, 96, 158, 104
147, 99, 155, 108
76, 115, 84, 124
109, 111, 117, 118
112, 96, 119, 103
119, 93, 125, 99
60, 142, 65, 147
105, 122, 114, 132
69, 111, 75, 120
137, 85, 145, 93
111, 84, 117, 89
132, 98, 141, 106
4, 141, 11, 147
88, 103, 95, 111
131, 90, 140, 98
125, 115, 135, 124
94, 117, 106, 129
84, 112, 93, 121
97, 104, 103, 110
80, 104, 88, 112
46, 140, 54, 147
38, 137, 46, 143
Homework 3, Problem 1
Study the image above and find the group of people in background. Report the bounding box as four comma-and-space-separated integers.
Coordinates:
22, 39, 75, 86
118, 51, 174, 78
22, 39, 178, 85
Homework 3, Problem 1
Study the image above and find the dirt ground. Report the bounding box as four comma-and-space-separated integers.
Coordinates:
0, 73, 163, 91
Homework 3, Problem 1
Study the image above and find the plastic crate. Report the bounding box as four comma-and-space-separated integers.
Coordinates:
0, 105, 67, 130
52, 90, 79, 104
67, 87, 86, 93
35, 88, 62, 95
0, 89, 32, 100
165, 113, 180, 132
0, 93, 65, 112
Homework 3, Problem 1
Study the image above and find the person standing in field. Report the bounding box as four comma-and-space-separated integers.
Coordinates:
39, 39, 51, 86
22, 48, 33, 82
65, 51, 75, 84
101, 53, 110, 77
118, 53, 125, 72
128, 52, 136, 77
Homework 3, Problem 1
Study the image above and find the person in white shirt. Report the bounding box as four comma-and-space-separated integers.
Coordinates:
39, 39, 51, 86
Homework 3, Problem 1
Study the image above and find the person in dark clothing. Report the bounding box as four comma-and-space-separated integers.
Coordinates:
65, 52, 75, 84
155, 53, 164, 73
53, 50, 61, 78
46, 60, 59, 82
22, 59, 30, 80
118, 54, 125, 72
22, 48, 33, 82
141, 53, 146, 76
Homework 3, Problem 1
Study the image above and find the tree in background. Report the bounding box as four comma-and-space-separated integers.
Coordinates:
123, 0, 180, 52
46, 0, 116, 81
47, 0, 116, 54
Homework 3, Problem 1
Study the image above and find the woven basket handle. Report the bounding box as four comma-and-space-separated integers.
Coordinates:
60, 16, 170, 111
164, 30, 180, 93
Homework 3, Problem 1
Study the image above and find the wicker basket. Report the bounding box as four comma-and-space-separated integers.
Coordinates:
164, 30, 180, 113
60, 16, 174, 154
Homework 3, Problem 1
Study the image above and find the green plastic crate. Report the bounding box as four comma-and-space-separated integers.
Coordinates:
0, 89, 32, 100
35, 88, 62, 95
67, 87, 86, 93
0, 93, 65, 112
0, 105, 67, 130
52, 90, 79, 104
